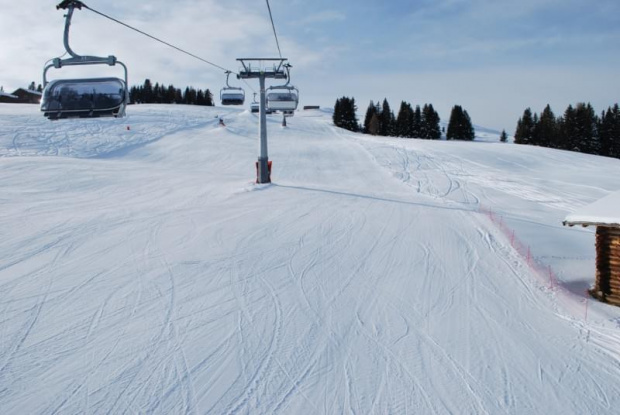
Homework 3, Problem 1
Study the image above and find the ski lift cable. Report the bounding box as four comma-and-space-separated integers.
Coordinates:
265, 0, 283, 59
78, 2, 256, 93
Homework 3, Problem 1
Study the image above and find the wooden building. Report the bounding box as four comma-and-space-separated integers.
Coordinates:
0, 90, 18, 103
10, 88, 42, 104
564, 191, 620, 306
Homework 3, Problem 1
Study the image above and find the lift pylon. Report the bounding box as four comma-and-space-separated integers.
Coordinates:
236, 58, 288, 184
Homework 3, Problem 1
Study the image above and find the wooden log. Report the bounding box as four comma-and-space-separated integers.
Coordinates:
595, 249, 620, 256
589, 289, 620, 308
596, 267, 620, 277
596, 245, 620, 252
599, 243, 620, 250
595, 279, 620, 291
602, 272, 620, 281
596, 264, 620, 271
607, 280, 620, 290
596, 265, 620, 273
605, 287, 620, 296
596, 240, 620, 246
596, 259, 620, 264
595, 244, 620, 252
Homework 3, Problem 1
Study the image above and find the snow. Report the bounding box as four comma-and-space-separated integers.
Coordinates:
2, 103, 620, 414
564, 191, 620, 227
10, 88, 42, 97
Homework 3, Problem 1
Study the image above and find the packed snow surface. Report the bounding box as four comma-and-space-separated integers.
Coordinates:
1, 103, 620, 414
565, 190, 620, 227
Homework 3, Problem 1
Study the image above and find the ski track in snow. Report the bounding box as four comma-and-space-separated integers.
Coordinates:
1, 104, 620, 414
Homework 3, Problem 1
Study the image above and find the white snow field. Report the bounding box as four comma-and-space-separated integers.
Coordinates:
1, 103, 620, 414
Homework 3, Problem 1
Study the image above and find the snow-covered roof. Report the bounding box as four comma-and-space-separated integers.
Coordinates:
13, 88, 42, 96
564, 191, 620, 228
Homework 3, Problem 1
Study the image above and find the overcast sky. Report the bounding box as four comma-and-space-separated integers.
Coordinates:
1, 0, 619, 131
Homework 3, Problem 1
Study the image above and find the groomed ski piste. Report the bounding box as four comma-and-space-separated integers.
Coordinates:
1, 103, 620, 414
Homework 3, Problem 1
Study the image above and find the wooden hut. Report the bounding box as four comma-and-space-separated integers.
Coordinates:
0, 89, 18, 103
10, 88, 42, 104
564, 191, 620, 306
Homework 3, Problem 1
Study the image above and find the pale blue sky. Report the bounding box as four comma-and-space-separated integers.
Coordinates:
1, 0, 619, 131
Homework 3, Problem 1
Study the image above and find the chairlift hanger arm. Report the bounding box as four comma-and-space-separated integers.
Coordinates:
50, 1, 256, 93
43, 1, 128, 86
236, 58, 288, 80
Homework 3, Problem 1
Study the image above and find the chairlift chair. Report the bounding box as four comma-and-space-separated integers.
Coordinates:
250, 93, 259, 113
220, 71, 245, 105
266, 64, 299, 113
41, 1, 129, 120
42, 77, 127, 119
266, 87, 299, 112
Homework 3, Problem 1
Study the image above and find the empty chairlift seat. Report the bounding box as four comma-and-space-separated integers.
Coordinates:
220, 88, 245, 105
266, 87, 299, 112
41, 2, 129, 120
41, 77, 127, 119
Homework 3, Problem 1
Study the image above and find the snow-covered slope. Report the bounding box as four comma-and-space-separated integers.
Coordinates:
1, 104, 620, 414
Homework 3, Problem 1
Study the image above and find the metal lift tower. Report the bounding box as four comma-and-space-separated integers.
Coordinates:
237, 58, 287, 184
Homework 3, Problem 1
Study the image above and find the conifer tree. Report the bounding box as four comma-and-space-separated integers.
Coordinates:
530, 113, 540, 145
412, 105, 422, 138
446, 105, 462, 140
462, 109, 475, 140
333, 98, 342, 127
143, 79, 153, 102
611, 104, 620, 159
500, 130, 508, 142
574, 103, 599, 155
333, 96, 359, 132
446, 105, 474, 140
422, 104, 441, 139
196, 89, 205, 106
514, 108, 534, 145
368, 113, 380, 135
380, 99, 394, 136
602, 104, 620, 158
599, 108, 614, 157
155, 82, 163, 103
363, 100, 377, 134
343, 97, 359, 132
395, 101, 414, 137
204, 89, 213, 106
561, 104, 579, 151
129, 86, 138, 104
536, 104, 557, 148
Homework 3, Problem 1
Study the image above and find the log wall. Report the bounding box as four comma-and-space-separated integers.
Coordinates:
591, 226, 620, 306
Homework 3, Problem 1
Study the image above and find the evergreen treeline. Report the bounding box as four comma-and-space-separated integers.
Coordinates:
362, 99, 442, 139
129, 79, 213, 106
515, 103, 620, 158
334, 97, 478, 142
333, 96, 359, 132
28, 81, 43, 92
